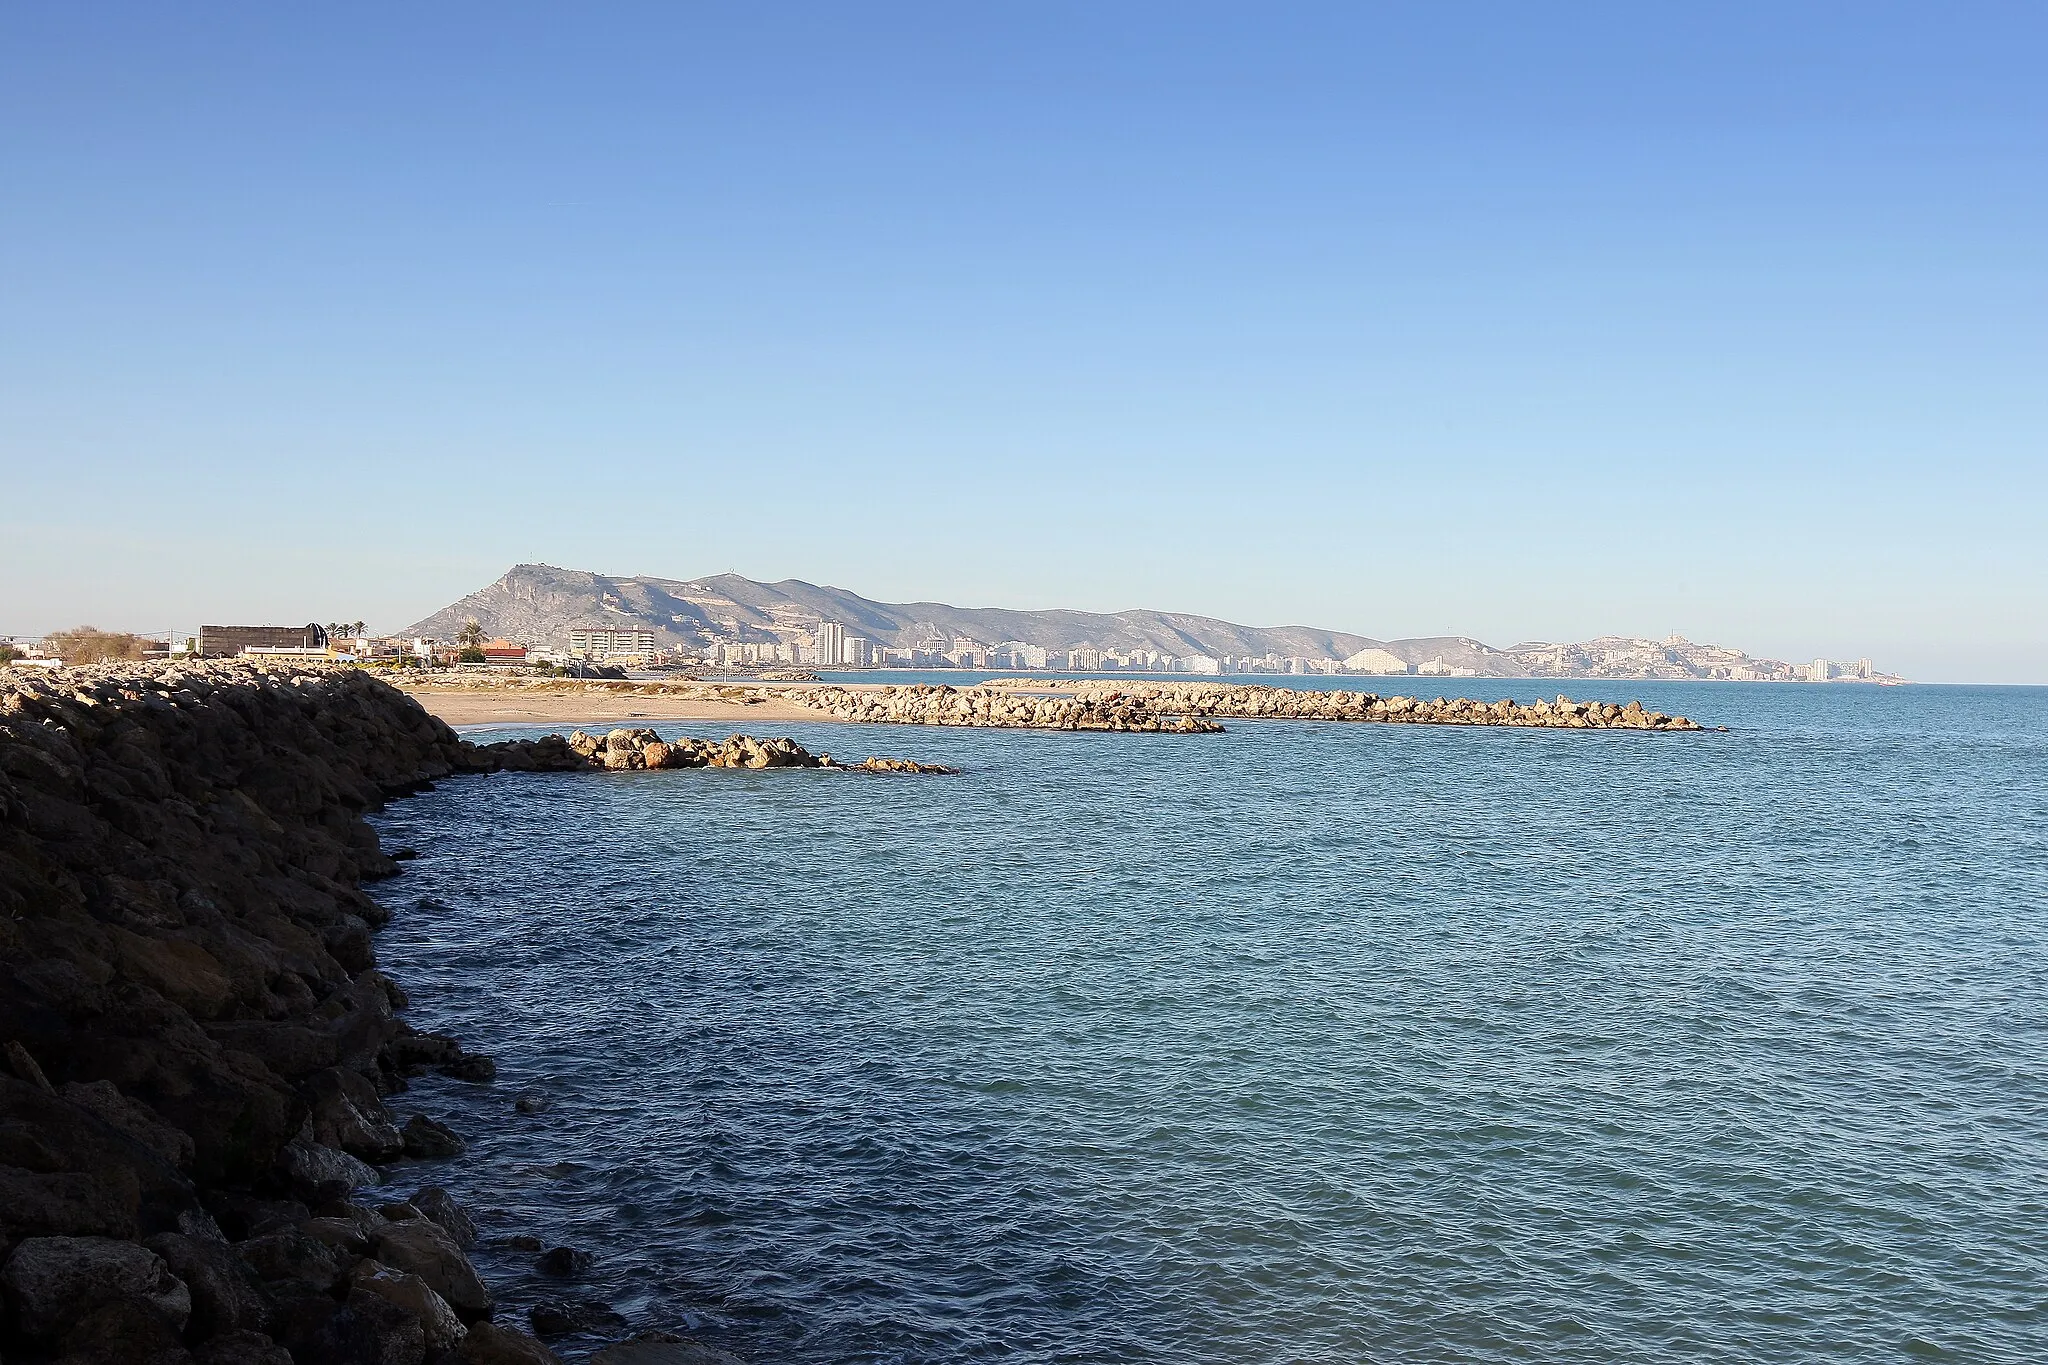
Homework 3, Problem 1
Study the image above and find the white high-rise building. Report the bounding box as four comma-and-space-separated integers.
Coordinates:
816, 622, 846, 668
843, 637, 873, 667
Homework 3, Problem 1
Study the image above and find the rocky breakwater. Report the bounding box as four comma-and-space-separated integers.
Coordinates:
780, 685, 1224, 733
0, 661, 563, 1365
524, 728, 959, 775
1053, 682, 1709, 731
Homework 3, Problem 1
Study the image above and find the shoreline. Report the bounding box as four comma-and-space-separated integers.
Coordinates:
0, 661, 811, 1364
406, 689, 825, 730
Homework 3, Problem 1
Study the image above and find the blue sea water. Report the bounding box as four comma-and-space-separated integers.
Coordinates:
369, 683, 2048, 1364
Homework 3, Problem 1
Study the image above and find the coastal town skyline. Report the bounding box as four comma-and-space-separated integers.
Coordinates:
4, 563, 1900, 684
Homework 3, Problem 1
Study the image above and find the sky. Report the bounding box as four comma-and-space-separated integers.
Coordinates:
1, 4, 2043, 682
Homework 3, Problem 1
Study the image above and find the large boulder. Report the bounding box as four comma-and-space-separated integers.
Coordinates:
194, 1328, 294, 1365
457, 1321, 562, 1365
59, 1079, 197, 1170
0, 1164, 141, 1241
233, 1227, 349, 1294
350, 1257, 467, 1352
273, 1287, 428, 1365
147, 1229, 271, 1338
411, 1186, 477, 1249
400, 1113, 465, 1158
307, 1067, 404, 1163
1, 1234, 191, 1340
374, 1215, 492, 1321
279, 1136, 381, 1203
54, 1291, 192, 1363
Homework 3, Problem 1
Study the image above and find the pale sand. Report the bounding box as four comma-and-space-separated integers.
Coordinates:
400, 687, 826, 730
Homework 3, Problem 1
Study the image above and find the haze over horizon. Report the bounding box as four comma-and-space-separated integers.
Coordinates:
3, 5, 2044, 683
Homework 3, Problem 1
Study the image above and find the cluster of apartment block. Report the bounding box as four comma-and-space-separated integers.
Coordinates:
54, 621, 1883, 684
793, 623, 1384, 675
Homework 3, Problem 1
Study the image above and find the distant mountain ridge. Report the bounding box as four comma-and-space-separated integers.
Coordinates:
404, 563, 1839, 681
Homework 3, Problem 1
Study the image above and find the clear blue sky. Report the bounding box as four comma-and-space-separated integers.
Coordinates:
2, 4, 2042, 681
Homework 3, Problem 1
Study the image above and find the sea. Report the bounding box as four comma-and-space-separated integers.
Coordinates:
368, 680, 2048, 1364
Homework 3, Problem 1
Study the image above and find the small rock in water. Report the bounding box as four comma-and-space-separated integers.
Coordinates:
503, 1234, 544, 1252
455, 1320, 561, 1364
535, 1245, 593, 1277
529, 1296, 628, 1336
402, 1114, 467, 1158
413, 1186, 479, 1249
853, 756, 961, 775
514, 1091, 552, 1115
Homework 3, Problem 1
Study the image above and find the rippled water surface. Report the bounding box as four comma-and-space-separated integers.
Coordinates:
370, 684, 2048, 1363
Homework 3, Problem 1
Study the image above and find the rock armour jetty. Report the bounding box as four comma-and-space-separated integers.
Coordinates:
779, 682, 1705, 731
1023, 681, 1709, 731
782, 685, 1225, 732
0, 661, 910, 1365
552, 727, 957, 774
394, 675, 1707, 733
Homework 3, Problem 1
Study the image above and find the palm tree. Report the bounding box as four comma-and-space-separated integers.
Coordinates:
455, 620, 487, 649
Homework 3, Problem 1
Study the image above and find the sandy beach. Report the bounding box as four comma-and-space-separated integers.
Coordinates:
398, 684, 826, 729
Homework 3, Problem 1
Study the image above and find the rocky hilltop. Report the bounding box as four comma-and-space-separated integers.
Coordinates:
2, 664, 889, 1364
405, 565, 1375, 663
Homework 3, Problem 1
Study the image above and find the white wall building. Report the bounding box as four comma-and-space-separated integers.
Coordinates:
1344, 647, 1411, 674
569, 627, 656, 658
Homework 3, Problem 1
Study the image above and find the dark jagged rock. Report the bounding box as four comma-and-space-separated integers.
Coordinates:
533, 1244, 592, 1277
0, 660, 956, 1362
1, 1234, 191, 1339
528, 1296, 627, 1336
411, 1186, 477, 1249
850, 756, 961, 775
0, 663, 500, 1361
373, 1216, 492, 1321
457, 1320, 562, 1364
348, 1257, 467, 1352
400, 1113, 465, 1158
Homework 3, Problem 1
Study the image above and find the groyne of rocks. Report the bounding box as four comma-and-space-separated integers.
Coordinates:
983, 680, 1711, 731
392, 674, 1707, 733
555, 728, 956, 774
776, 685, 1225, 732
0, 662, 939, 1365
